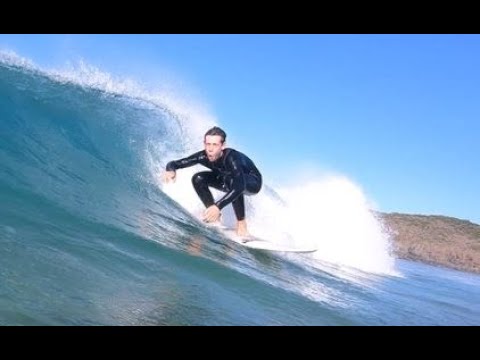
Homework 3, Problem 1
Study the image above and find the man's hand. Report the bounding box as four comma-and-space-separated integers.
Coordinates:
203, 205, 221, 223
162, 171, 176, 183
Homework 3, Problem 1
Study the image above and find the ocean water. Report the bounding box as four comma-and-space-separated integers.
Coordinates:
1, 52, 479, 326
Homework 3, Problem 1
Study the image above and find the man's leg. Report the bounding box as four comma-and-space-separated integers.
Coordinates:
191, 171, 224, 208
231, 195, 245, 221
230, 174, 262, 237
232, 195, 248, 237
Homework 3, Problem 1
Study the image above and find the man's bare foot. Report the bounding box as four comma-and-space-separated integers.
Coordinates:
236, 220, 248, 237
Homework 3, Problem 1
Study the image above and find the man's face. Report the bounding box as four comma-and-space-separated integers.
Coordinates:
204, 135, 225, 162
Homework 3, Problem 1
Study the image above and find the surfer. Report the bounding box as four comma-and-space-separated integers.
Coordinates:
162, 126, 262, 237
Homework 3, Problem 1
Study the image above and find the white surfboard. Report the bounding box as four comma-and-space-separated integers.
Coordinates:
200, 219, 317, 253
221, 229, 317, 253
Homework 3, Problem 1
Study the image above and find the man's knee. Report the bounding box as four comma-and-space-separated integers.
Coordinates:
246, 175, 262, 195
192, 172, 206, 187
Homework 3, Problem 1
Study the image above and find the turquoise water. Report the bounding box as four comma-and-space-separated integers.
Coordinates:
1, 57, 479, 326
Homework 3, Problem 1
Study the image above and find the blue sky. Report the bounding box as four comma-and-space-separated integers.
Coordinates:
1, 34, 479, 224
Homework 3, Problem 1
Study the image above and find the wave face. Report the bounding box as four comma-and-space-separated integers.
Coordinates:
4, 52, 476, 326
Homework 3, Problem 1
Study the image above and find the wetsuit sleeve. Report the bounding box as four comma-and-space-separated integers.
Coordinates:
166, 151, 204, 171
215, 153, 246, 210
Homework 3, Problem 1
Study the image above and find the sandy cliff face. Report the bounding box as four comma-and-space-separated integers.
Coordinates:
380, 213, 480, 274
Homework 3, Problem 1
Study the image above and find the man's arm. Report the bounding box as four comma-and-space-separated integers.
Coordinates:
166, 151, 205, 171
163, 151, 205, 184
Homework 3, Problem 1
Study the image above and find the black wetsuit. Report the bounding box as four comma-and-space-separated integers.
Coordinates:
166, 148, 262, 221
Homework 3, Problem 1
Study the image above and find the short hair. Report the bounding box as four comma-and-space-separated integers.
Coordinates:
204, 126, 227, 143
